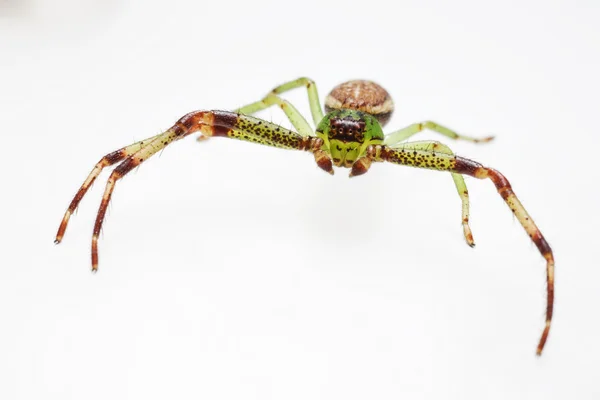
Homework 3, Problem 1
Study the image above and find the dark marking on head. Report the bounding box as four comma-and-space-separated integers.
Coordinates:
329, 117, 366, 142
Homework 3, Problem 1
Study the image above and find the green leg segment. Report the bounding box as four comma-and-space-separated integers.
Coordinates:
375, 142, 554, 355
384, 121, 494, 146
61, 109, 332, 272
237, 93, 313, 137
235, 77, 324, 130
390, 140, 475, 247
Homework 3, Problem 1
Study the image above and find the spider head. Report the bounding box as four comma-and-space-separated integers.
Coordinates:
316, 109, 384, 168
324, 80, 394, 126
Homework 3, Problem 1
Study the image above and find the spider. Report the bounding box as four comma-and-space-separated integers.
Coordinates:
55, 77, 554, 355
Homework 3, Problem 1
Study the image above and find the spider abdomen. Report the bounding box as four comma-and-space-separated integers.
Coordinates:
324, 80, 394, 126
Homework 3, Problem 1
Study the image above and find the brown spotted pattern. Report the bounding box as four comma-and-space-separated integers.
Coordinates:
57, 79, 554, 356
325, 80, 394, 125
370, 145, 555, 355
329, 117, 366, 143
381, 146, 455, 170
56, 110, 326, 271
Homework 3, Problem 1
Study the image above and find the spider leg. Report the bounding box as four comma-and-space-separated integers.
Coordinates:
54, 133, 162, 243
390, 141, 475, 247
78, 110, 327, 271
368, 144, 554, 355
384, 121, 494, 146
237, 93, 313, 137
236, 77, 324, 127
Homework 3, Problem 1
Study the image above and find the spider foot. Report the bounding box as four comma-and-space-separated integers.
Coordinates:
462, 220, 476, 247
54, 211, 72, 244
473, 135, 495, 143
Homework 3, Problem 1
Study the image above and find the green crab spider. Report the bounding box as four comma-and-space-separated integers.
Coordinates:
55, 77, 554, 355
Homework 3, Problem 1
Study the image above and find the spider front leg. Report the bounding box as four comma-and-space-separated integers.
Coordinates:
389, 141, 475, 247
384, 121, 495, 146
56, 110, 327, 271
235, 77, 324, 128
54, 133, 163, 243
369, 144, 554, 355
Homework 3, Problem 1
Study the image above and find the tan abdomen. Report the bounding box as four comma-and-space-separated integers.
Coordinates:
324, 80, 394, 126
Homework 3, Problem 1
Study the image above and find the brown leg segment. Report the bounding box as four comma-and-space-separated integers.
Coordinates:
57, 110, 325, 271
55, 134, 162, 243
457, 161, 554, 356
373, 145, 554, 355
90, 130, 184, 271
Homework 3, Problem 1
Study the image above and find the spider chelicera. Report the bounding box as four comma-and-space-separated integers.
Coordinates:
55, 77, 554, 355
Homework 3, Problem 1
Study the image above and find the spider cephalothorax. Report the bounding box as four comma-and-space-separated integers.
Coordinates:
317, 110, 384, 168
56, 77, 554, 356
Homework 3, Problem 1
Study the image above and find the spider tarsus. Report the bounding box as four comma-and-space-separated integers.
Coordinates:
54, 238, 61, 245
464, 235, 475, 247
462, 224, 475, 247
536, 322, 551, 356
476, 135, 495, 143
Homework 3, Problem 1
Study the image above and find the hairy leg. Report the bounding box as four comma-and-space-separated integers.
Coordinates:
391, 140, 475, 247
56, 110, 327, 271
369, 144, 554, 355
384, 121, 494, 146
236, 77, 324, 127
55, 133, 162, 243
237, 93, 313, 136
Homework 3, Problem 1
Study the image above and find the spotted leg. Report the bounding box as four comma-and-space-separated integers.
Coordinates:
235, 77, 324, 128
384, 121, 494, 146
56, 110, 328, 272
390, 140, 475, 247
366, 143, 554, 355
236, 92, 313, 137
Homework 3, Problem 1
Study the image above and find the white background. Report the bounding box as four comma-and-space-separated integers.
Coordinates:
1, 0, 599, 399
